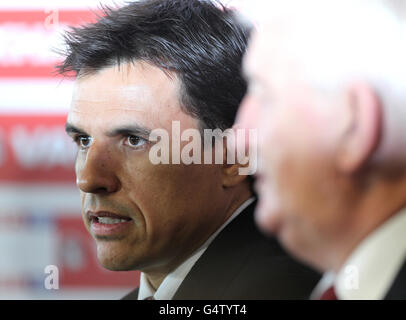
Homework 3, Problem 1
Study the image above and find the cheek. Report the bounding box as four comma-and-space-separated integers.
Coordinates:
80, 192, 91, 230
258, 108, 293, 176
124, 158, 219, 232
262, 104, 329, 171
258, 106, 328, 212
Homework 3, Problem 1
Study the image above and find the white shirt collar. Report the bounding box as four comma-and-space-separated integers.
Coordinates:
312, 207, 406, 300
138, 197, 256, 300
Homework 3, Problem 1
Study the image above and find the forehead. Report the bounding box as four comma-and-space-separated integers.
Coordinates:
68, 61, 197, 131
245, 26, 306, 92
245, 27, 284, 83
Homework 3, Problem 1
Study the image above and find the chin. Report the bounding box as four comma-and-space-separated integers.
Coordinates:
279, 226, 316, 268
99, 259, 132, 271
96, 243, 138, 271
255, 211, 279, 237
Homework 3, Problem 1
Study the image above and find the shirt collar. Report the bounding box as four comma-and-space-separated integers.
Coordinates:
312, 207, 406, 300
138, 197, 256, 300
138, 272, 155, 300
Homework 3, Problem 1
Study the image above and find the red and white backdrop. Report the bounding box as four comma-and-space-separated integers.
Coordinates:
0, 0, 140, 299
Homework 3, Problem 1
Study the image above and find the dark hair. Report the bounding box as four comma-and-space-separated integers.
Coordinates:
56, 0, 251, 130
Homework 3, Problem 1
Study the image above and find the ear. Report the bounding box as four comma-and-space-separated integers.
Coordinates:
336, 82, 383, 173
221, 132, 250, 188
222, 162, 250, 188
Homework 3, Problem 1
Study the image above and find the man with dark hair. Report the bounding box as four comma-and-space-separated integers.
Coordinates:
59, 0, 319, 300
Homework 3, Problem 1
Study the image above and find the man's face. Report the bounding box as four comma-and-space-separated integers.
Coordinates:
67, 62, 229, 272
236, 29, 349, 267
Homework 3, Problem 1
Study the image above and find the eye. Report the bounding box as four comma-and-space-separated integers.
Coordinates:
125, 135, 148, 149
74, 135, 93, 149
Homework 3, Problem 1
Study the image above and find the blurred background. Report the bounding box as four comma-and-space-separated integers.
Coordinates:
0, 0, 141, 300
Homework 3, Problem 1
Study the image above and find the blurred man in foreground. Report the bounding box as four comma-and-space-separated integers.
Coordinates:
237, 0, 406, 299
57, 0, 319, 299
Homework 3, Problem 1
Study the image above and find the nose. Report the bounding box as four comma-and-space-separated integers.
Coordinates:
76, 142, 121, 194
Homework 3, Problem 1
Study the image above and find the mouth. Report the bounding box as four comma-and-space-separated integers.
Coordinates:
87, 211, 133, 238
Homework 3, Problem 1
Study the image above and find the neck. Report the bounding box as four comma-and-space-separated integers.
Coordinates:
145, 272, 167, 291
327, 175, 406, 273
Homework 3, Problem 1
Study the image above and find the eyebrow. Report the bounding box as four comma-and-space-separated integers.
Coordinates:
107, 125, 152, 139
65, 122, 152, 138
65, 123, 87, 135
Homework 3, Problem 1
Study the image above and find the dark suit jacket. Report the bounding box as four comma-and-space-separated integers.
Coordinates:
384, 259, 406, 299
122, 201, 320, 300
